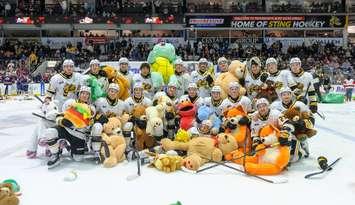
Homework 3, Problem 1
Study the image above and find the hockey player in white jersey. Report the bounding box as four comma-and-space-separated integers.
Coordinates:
179, 83, 204, 108
118, 57, 133, 90
245, 57, 264, 99
168, 59, 190, 98
191, 58, 214, 98
270, 87, 310, 113
132, 63, 155, 99
46, 59, 83, 112
220, 82, 252, 114
95, 83, 128, 117
289, 57, 318, 114
45, 86, 103, 168
264, 57, 297, 94
271, 87, 315, 161
27, 97, 59, 158
202, 85, 224, 117
125, 82, 152, 114
250, 98, 282, 150
215, 57, 229, 78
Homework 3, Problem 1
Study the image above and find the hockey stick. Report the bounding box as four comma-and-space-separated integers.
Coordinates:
197, 157, 286, 184
196, 142, 280, 173
33, 95, 44, 103
126, 131, 141, 181
32, 112, 110, 161
316, 111, 326, 120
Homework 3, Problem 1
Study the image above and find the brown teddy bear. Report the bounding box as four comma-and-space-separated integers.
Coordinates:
215, 60, 247, 98
0, 183, 19, 205
161, 133, 238, 171
131, 105, 155, 150
281, 106, 317, 141
101, 117, 126, 168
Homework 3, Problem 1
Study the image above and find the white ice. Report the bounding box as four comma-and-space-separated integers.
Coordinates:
1, 99, 355, 205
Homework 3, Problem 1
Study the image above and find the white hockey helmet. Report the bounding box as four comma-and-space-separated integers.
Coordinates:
265, 57, 277, 66
280, 87, 292, 95
201, 120, 213, 128
255, 98, 269, 108
229, 82, 240, 89
290, 57, 301, 65
89, 59, 100, 66
79, 86, 91, 94
188, 83, 198, 89
119, 57, 129, 64
63, 59, 75, 67
108, 83, 120, 92
168, 81, 177, 88
174, 58, 184, 66
198, 58, 208, 64
217, 57, 228, 65
133, 82, 143, 90
211, 85, 222, 93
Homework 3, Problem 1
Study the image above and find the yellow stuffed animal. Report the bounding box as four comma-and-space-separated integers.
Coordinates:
148, 152, 184, 173
101, 117, 126, 168
161, 133, 238, 171
215, 60, 247, 98
101, 65, 130, 100
0, 183, 19, 205
174, 129, 190, 142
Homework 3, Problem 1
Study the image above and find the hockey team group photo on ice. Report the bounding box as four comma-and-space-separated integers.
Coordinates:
1, 0, 355, 205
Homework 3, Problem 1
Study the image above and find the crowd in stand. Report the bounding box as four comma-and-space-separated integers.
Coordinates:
1, 38, 354, 88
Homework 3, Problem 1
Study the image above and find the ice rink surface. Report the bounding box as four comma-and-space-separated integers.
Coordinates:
1, 99, 355, 205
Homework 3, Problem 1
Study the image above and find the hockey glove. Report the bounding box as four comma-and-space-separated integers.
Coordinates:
61, 118, 74, 128
98, 70, 107, 77
238, 116, 250, 126
309, 102, 318, 114
95, 114, 109, 124
260, 72, 269, 83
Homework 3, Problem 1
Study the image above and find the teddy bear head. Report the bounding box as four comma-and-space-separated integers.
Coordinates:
165, 102, 176, 120
0, 183, 19, 205
215, 133, 238, 155
103, 117, 122, 135
132, 104, 147, 118
228, 60, 247, 79
148, 117, 164, 135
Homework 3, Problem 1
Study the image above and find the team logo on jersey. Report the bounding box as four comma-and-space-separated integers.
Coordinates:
63, 84, 76, 97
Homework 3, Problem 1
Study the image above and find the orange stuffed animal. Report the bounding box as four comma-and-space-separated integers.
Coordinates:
223, 105, 251, 152
226, 124, 290, 175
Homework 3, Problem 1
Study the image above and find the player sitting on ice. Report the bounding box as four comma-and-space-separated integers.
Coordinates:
95, 83, 128, 118
26, 96, 59, 158
44, 86, 104, 168
188, 119, 214, 138
271, 87, 316, 162
220, 82, 252, 114
125, 82, 152, 114
250, 98, 282, 153
202, 85, 224, 118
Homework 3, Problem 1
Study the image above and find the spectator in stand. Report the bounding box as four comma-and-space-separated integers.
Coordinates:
344, 75, 354, 102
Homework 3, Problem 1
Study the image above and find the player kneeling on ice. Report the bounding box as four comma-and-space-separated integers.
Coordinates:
44, 86, 106, 168
225, 124, 290, 175
27, 96, 59, 158
271, 87, 317, 162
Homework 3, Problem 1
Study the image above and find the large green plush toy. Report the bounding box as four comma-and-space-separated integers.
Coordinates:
147, 42, 177, 84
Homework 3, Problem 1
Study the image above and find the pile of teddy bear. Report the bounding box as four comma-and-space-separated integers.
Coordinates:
85, 91, 316, 177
